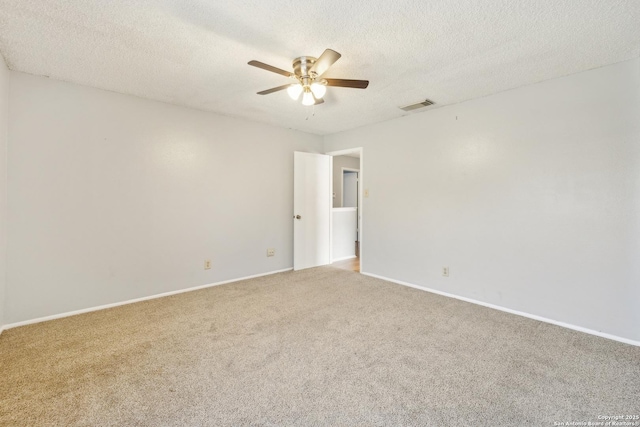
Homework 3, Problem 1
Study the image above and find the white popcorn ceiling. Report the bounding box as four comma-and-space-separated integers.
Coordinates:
0, 0, 639, 135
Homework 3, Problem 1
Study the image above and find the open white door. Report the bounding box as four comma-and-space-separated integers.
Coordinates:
294, 151, 331, 270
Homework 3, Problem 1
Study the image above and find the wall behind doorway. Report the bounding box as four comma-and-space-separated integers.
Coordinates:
332, 155, 359, 207
343, 171, 358, 208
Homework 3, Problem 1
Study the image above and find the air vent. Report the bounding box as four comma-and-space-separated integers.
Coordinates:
400, 99, 435, 112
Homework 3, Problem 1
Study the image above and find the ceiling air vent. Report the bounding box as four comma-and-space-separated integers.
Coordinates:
400, 99, 435, 112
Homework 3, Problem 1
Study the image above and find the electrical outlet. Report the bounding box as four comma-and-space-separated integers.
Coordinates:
204, 260, 212, 270
267, 248, 275, 257
442, 267, 449, 277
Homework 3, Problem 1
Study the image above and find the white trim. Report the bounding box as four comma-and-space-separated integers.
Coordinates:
361, 272, 640, 347
332, 207, 357, 212
332, 255, 357, 263
3, 268, 293, 330
325, 148, 361, 157
329, 156, 333, 265
358, 150, 363, 271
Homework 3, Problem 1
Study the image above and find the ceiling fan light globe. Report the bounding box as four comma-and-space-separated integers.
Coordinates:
302, 91, 315, 106
310, 82, 326, 99
287, 84, 303, 100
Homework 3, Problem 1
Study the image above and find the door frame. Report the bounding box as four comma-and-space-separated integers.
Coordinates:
325, 148, 364, 273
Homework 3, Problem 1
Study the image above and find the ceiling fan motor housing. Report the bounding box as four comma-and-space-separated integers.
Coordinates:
292, 56, 317, 79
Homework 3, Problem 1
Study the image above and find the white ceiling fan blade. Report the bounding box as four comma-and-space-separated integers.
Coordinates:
309, 49, 341, 77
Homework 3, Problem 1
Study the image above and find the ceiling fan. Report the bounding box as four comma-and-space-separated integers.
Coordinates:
248, 49, 369, 106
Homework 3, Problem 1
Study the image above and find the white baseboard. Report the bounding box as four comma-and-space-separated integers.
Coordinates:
361, 271, 640, 347
331, 255, 357, 263
4, 267, 293, 330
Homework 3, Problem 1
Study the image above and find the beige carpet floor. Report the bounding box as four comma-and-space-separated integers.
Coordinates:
1, 267, 639, 426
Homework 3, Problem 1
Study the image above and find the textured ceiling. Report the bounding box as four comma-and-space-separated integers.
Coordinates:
1, 0, 639, 135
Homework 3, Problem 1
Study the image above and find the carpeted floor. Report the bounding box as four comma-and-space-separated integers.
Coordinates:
1, 267, 639, 426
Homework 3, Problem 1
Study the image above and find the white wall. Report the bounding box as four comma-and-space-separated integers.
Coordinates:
325, 59, 640, 342
0, 54, 8, 331
6, 72, 323, 324
332, 155, 359, 207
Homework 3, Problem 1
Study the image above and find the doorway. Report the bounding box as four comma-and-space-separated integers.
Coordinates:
326, 148, 363, 273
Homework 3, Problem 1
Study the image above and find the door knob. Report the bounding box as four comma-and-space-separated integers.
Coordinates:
294, 215, 302, 220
